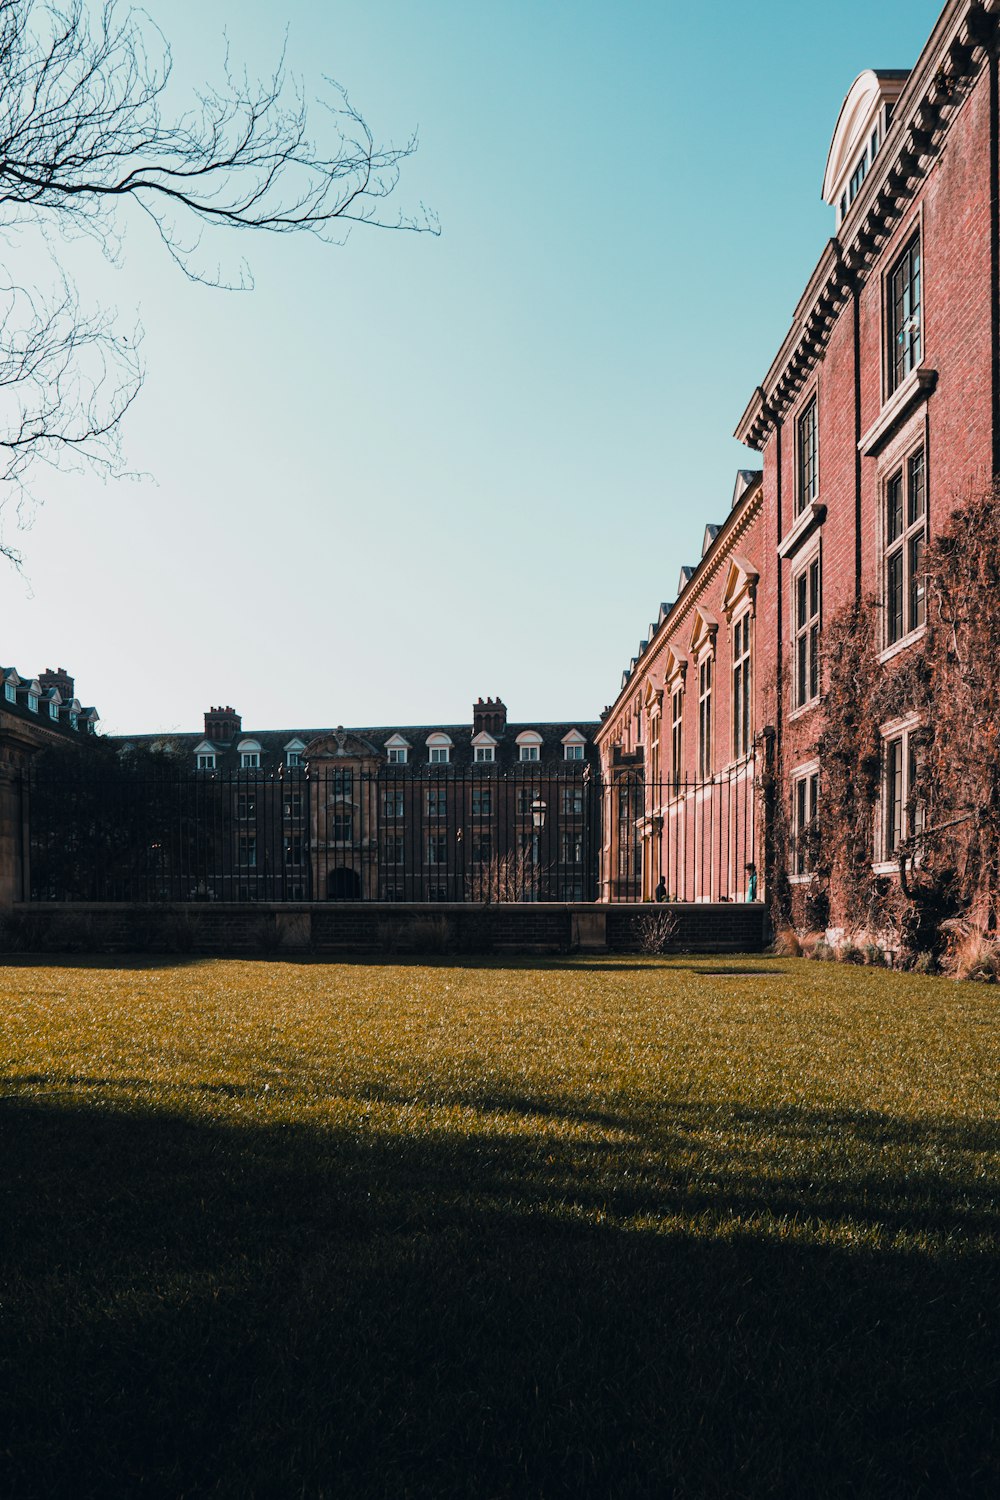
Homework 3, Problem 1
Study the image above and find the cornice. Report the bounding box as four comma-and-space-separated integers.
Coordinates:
596, 484, 764, 741
734, 0, 1000, 452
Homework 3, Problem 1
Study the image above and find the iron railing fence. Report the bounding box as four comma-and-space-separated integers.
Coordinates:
21, 760, 759, 905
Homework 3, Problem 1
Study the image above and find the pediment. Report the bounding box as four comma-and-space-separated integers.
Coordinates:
689, 606, 720, 658
722, 554, 760, 619
663, 644, 687, 686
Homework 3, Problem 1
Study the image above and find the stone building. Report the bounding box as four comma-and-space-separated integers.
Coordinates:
113, 698, 600, 904
0, 667, 99, 903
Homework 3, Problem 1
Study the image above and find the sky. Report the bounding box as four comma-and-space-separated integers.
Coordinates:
1, 0, 944, 735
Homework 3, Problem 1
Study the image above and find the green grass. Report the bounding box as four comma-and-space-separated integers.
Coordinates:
2, 954, 999, 1498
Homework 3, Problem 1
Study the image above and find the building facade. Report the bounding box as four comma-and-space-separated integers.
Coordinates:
600, 0, 1000, 929
72, 698, 603, 904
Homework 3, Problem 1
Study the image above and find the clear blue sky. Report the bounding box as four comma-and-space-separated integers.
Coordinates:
2, 0, 943, 734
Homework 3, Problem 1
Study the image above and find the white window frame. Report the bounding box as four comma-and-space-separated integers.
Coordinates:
882, 445, 927, 650
197, 752, 217, 771
696, 651, 713, 780
731, 607, 753, 762
474, 745, 495, 763
3, 682, 15, 704
792, 550, 821, 711
387, 746, 408, 765
877, 716, 924, 871
563, 743, 584, 761
790, 761, 820, 881
519, 744, 540, 763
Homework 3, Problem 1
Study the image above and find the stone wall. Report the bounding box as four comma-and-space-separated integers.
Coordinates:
0, 901, 769, 957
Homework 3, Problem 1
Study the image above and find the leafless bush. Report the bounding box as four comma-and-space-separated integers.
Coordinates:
634, 907, 678, 956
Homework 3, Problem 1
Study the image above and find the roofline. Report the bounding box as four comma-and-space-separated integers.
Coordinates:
735, 0, 997, 450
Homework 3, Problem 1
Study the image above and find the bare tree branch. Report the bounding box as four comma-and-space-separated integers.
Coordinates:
0, 0, 435, 556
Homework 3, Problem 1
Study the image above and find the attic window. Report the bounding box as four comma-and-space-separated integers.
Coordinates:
564, 743, 584, 761
197, 751, 217, 771
48, 701, 59, 721
387, 746, 408, 764
426, 732, 452, 765
475, 745, 495, 763
516, 730, 543, 763
237, 738, 262, 770
27, 693, 37, 713
4, 682, 15, 704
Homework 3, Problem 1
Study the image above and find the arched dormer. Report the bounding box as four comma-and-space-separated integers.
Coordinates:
689, 606, 719, 661
516, 728, 543, 763
426, 731, 453, 765
237, 737, 262, 770
823, 69, 908, 225
722, 554, 760, 621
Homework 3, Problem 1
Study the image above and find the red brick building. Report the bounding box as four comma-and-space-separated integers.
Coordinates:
599, 0, 1000, 926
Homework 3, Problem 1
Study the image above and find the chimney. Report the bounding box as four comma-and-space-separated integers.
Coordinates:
40, 667, 74, 701
473, 696, 507, 737
204, 705, 242, 742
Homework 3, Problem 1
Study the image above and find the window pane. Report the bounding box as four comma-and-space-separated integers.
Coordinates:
887, 549, 904, 643
886, 472, 903, 543
909, 535, 925, 630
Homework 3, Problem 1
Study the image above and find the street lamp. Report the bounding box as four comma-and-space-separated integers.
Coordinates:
530, 795, 547, 900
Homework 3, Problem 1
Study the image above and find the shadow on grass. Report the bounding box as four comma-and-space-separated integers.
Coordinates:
2, 1088, 999, 1500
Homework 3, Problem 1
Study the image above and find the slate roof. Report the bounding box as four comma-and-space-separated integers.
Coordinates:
118, 719, 601, 775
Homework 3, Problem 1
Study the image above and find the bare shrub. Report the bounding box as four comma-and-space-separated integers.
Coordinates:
634, 907, 678, 955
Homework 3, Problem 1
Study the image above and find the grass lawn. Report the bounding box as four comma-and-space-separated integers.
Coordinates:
2, 954, 999, 1499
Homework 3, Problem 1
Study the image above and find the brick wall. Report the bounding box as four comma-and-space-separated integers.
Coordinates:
0, 902, 769, 957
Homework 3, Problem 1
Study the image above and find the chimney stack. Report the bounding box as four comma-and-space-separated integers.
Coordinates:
473, 696, 507, 737
204, 706, 242, 742
40, 667, 74, 701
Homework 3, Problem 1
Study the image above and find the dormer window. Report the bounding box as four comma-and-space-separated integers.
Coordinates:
388, 746, 408, 764
284, 738, 306, 770
198, 751, 217, 771
516, 730, 543, 763
475, 746, 495, 763
426, 732, 452, 766
48, 701, 59, 721
4, 683, 14, 704
27, 693, 37, 713
562, 728, 587, 762
237, 738, 262, 770
823, 71, 907, 227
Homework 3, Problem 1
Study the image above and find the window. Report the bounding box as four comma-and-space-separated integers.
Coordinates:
884, 448, 927, 646
793, 555, 821, 708
284, 791, 304, 819
732, 612, 753, 760
560, 830, 583, 865
48, 701, 59, 721
471, 787, 492, 817
4, 682, 15, 704
240, 751, 260, 770
286, 749, 302, 769
197, 752, 216, 771
848, 148, 868, 203
332, 812, 353, 842
284, 834, 304, 865
237, 792, 257, 821
889, 233, 921, 393
519, 745, 540, 762
69, 713, 78, 730
238, 833, 257, 867
426, 833, 448, 866
429, 746, 450, 765
517, 788, 536, 816
384, 834, 404, 865
387, 746, 408, 764
564, 743, 584, 761
697, 656, 712, 779
671, 687, 683, 793
27, 693, 37, 713
474, 745, 495, 763
471, 832, 492, 865
561, 786, 584, 817
792, 770, 819, 876
383, 790, 404, 820
797, 396, 818, 515
426, 787, 447, 818
882, 725, 925, 861
332, 769, 353, 798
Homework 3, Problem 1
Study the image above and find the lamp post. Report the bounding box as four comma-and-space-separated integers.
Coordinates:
530, 795, 547, 901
